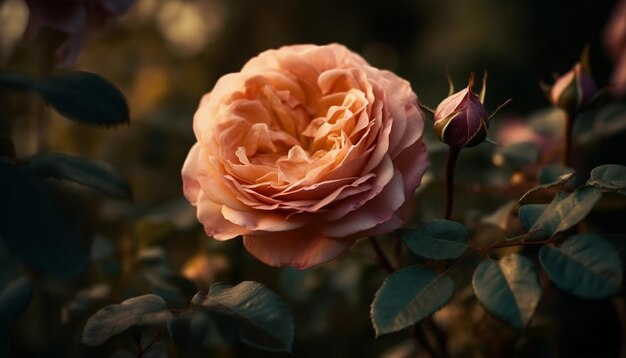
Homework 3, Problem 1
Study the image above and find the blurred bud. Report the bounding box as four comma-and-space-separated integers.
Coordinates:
434, 74, 489, 148
550, 63, 598, 114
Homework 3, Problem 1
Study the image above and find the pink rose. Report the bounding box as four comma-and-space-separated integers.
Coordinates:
550, 63, 598, 113
604, 0, 626, 97
182, 44, 429, 269
24, 0, 135, 67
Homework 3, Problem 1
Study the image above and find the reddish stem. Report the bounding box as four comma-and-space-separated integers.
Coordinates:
562, 112, 573, 167
368, 236, 395, 273
444, 147, 461, 220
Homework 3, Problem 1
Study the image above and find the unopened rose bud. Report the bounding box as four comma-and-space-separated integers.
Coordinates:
550, 63, 598, 114
434, 74, 489, 148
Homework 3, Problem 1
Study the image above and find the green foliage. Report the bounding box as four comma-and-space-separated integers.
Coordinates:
0, 276, 33, 326
0, 71, 129, 126
401, 219, 469, 260
167, 310, 238, 351
539, 234, 622, 299
472, 255, 541, 331
0, 160, 89, 277
81, 294, 171, 346
370, 266, 453, 336
587, 164, 626, 193
538, 165, 575, 185
520, 171, 575, 204
27, 153, 132, 199
192, 281, 294, 352
518, 204, 548, 231
528, 187, 602, 240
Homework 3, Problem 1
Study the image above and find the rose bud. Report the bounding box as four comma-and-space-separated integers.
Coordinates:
434, 74, 490, 148
550, 63, 598, 114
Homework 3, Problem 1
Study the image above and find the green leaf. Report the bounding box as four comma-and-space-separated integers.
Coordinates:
0, 276, 33, 326
37, 72, 129, 126
167, 311, 208, 351
81, 294, 171, 346
518, 204, 547, 231
370, 265, 453, 336
27, 153, 131, 199
538, 165, 575, 185
401, 220, 469, 260
472, 255, 541, 331
493, 141, 539, 168
539, 234, 622, 298
587, 164, 626, 192
0, 71, 129, 126
192, 281, 293, 352
0, 160, 89, 277
529, 187, 602, 239
520, 171, 576, 205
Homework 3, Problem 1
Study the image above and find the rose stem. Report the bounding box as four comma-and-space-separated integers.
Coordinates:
444, 146, 461, 220
369, 237, 442, 358
409, 325, 441, 358
562, 112, 573, 167
368, 236, 395, 273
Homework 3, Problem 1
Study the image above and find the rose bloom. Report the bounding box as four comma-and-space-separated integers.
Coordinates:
182, 44, 429, 269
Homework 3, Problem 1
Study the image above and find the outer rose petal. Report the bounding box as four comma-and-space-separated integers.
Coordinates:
181, 143, 203, 205
197, 193, 249, 240
243, 231, 355, 269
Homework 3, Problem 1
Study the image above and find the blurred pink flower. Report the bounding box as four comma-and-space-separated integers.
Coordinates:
550, 63, 598, 113
604, 0, 626, 97
496, 117, 551, 150
182, 44, 429, 269
24, 0, 135, 67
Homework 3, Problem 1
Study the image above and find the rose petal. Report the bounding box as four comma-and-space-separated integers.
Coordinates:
321, 167, 405, 237
197, 192, 248, 240
243, 231, 354, 269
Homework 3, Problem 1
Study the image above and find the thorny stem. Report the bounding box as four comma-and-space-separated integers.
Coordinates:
562, 111, 573, 167
444, 147, 461, 220
368, 236, 395, 273
137, 330, 163, 358
410, 324, 441, 358
426, 316, 450, 358
369, 237, 443, 358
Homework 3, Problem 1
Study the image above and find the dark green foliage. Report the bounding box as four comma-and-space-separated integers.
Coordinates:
0, 71, 129, 126
81, 294, 171, 346
528, 187, 603, 240
539, 234, 622, 298
587, 164, 626, 193
401, 219, 469, 260
27, 152, 132, 199
192, 281, 294, 352
0, 160, 89, 277
0, 276, 33, 326
518, 204, 548, 231
472, 255, 541, 331
370, 265, 453, 336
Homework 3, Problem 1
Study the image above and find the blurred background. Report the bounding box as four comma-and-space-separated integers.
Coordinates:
0, 0, 624, 356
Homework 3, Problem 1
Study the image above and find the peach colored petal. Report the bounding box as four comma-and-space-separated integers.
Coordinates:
394, 140, 430, 199
182, 143, 202, 206
221, 206, 307, 232
243, 231, 354, 269
321, 166, 405, 237
196, 192, 248, 240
